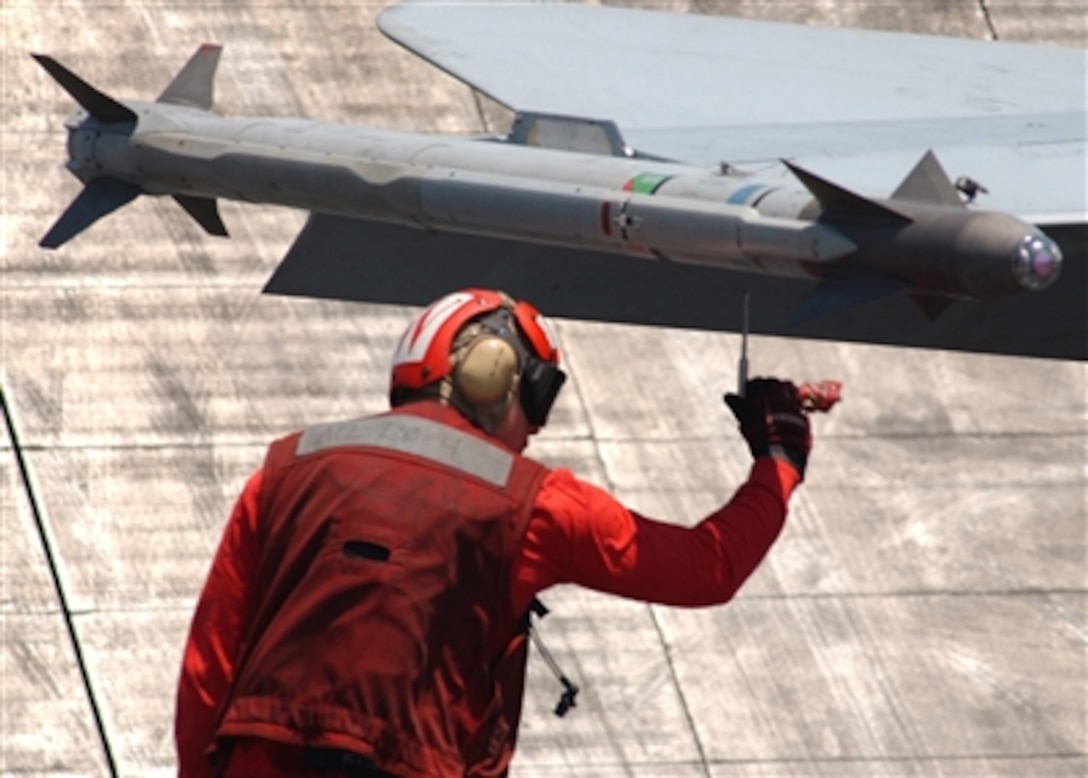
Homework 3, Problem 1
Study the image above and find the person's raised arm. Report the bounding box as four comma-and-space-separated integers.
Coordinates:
512, 378, 811, 611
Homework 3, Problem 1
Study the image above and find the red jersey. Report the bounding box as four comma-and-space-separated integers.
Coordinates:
176, 404, 799, 777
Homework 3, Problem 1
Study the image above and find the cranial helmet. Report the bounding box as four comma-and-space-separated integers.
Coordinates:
389, 289, 566, 429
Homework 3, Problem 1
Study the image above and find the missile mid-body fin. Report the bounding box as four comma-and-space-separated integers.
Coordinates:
786, 151, 1010, 321
788, 275, 906, 325
890, 150, 965, 207
784, 159, 911, 225
907, 293, 955, 320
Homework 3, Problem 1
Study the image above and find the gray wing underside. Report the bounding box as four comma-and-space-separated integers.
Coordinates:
265, 215, 1087, 361
378, 0, 1086, 224
262, 0, 1087, 361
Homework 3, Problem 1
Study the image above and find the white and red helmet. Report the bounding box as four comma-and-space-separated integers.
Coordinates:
390, 289, 565, 425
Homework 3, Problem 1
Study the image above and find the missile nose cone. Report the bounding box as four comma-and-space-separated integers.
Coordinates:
953, 212, 1065, 299
1012, 233, 1063, 291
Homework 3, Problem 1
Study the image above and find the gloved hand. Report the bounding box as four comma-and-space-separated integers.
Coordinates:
723, 378, 811, 479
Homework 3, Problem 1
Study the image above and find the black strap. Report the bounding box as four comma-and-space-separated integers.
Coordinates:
526, 598, 580, 717
300, 747, 393, 777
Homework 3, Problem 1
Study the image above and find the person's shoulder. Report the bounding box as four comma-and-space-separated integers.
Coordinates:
535, 467, 617, 509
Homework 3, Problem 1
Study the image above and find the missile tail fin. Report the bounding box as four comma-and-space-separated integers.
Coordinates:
31, 54, 137, 124
173, 195, 229, 237
39, 178, 142, 249
784, 159, 911, 225
891, 150, 964, 207
157, 44, 222, 110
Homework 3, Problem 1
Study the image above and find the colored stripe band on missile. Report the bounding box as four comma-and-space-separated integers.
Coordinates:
622, 172, 672, 194
727, 183, 768, 205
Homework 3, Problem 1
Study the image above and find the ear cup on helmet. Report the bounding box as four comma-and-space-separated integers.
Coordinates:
452, 336, 519, 405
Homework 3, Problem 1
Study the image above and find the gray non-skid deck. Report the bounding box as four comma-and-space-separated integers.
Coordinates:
2, 1, 1084, 775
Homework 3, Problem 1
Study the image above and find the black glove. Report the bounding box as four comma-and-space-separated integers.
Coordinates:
724, 378, 811, 479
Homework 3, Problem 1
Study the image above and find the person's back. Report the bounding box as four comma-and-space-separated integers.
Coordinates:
176, 288, 814, 777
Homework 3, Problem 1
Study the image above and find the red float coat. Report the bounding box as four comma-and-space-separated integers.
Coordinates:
176, 402, 800, 777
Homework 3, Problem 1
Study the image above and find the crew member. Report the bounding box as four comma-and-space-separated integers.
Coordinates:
176, 288, 813, 777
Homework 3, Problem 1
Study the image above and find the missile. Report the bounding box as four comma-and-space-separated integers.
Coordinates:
33, 45, 1063, 319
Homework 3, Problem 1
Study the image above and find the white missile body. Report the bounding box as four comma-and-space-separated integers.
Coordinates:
70, 102, 856, 278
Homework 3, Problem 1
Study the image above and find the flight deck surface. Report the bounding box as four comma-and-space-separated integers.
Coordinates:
2, 1, 1084, 775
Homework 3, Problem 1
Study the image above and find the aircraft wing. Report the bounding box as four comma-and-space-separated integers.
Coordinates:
378, 0, 1085, 226
265, 213, 1086, 361
270, 0, 1084, 360
33, 1, 1082, 359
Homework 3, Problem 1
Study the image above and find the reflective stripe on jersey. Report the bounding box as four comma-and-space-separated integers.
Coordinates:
296, 414, 514, 488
